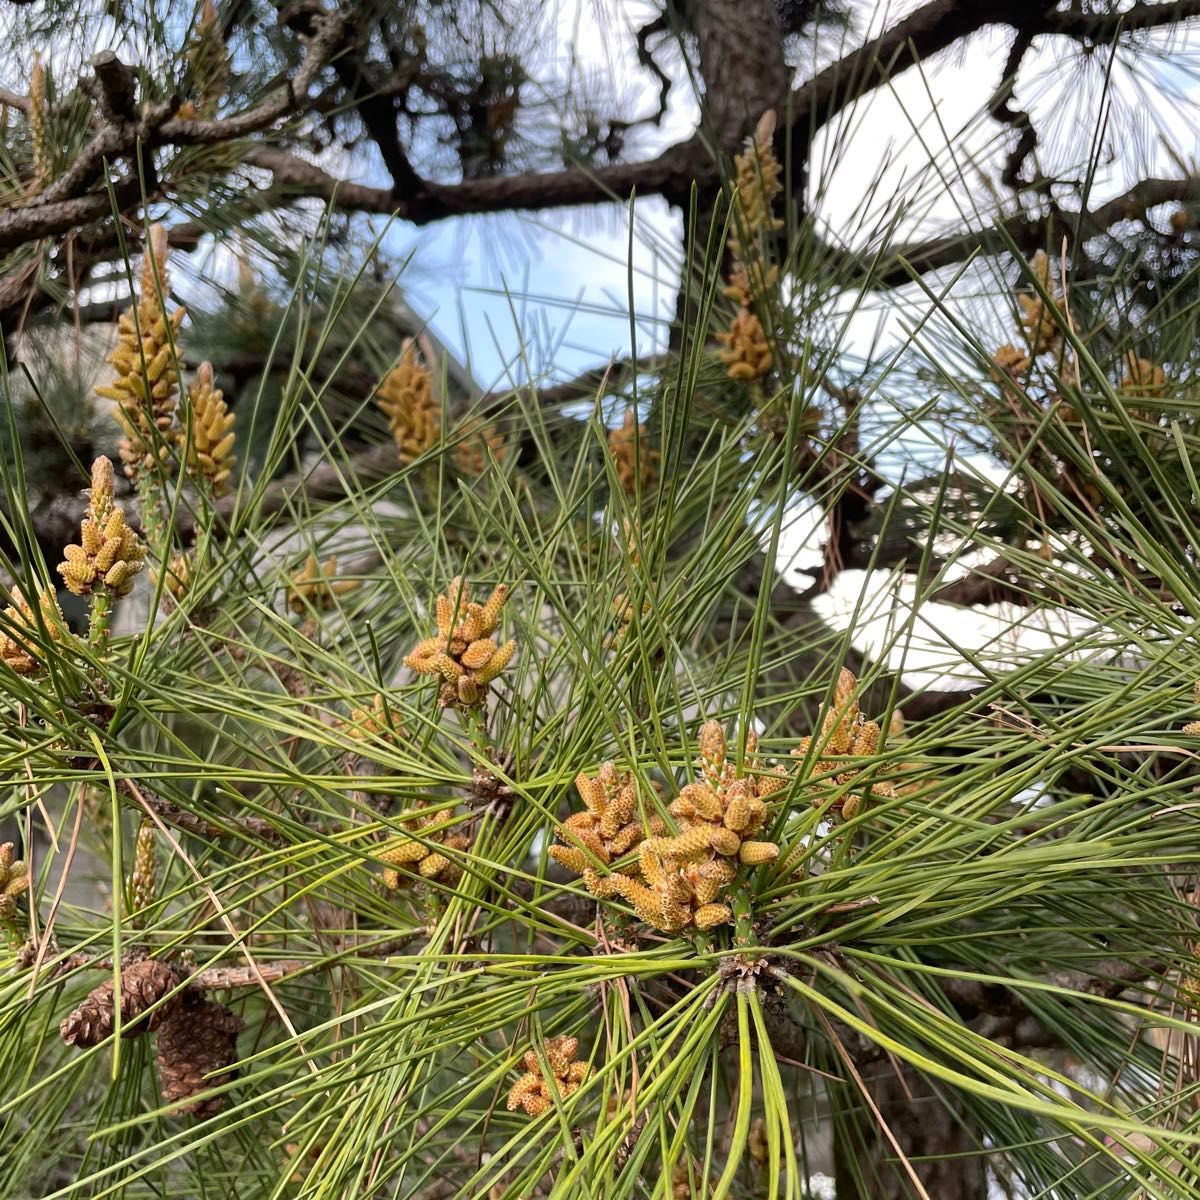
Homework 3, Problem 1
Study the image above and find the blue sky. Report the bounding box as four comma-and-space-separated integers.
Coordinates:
385, 196, 682, 392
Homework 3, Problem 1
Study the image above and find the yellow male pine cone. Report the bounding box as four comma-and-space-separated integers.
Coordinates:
608, 409, 659, 494
729, 110, 784, 264
182, 362, 236, 496
375, 341, 440, 463
343, 694, 404, 743
0, 843, 28, 923
28, 53, 51, 195
131, 819, 157, 918
717, 309, 772, 382
1016, 250, 1061, 358
0, 586, 66, 675
1121, 353, 1168, 400
506, 1036, 589, 1116
152, 551, 192, 602
404, 576, 516, 708
585, 850, 735, 933
793, 667, 894, 819
97, 225, 187, 483
642, 720, 783, 865
57, 457, 146, 598
991, 343, 1031, 382
377, 810, 470, 889
452, 416, 507, 476
549, 764, 653, 874
286, 553, 358, 615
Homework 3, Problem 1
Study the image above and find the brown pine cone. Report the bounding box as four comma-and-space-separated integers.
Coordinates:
155, 993, 243, 1118
60, 959, 181, 1047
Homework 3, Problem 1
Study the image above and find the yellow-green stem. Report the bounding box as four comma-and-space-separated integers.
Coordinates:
87, 590, 112, 655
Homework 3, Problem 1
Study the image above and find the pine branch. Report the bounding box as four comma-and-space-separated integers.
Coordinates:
881, 175, 1200, 285
115, 777, 284, 845
4, 0, 1200, 322
326, 23, 426, 196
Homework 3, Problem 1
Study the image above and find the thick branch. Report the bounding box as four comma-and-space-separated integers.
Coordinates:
327, 29, 426, 195
882, 175, 1200, 285
115, 777, 283, 845
788, 0, 1200, 163
0, 87, 30, 112
989, 28, 1037, 192
89, 51, 139, 124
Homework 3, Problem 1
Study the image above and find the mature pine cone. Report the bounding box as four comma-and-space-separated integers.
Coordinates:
59, 959, 181, 1047
154, 992, 243, 1118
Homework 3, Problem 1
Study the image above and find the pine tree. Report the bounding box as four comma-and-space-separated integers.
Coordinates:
3, 3, 1200, 1198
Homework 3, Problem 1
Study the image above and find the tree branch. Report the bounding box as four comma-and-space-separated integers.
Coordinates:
787, 0, 1200, 164
0, 87, 30, 112
988, 28, 1037, 192
115, 777, 283, 845
881, 175, 1200, 286
326, 25, 426, 195
5, 0, 1200, 335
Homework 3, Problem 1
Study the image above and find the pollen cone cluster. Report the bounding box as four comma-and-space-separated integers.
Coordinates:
641, 722, 784, 866
549, 764, 661, 875
1121, 353, 1169, 399
181, 0, 229, 119
28, 53, 50, 195
608, 409, 659, 493
57, 457, 146, 598
97, 225, 187, 483
729, 110, 784, 266
131, 819, 158, 919
0, 843, 28, 923
506, 1036, 589, 1116
153, 551, 192, 602
452, 416, 507, 476
403, 577, 516, 708
991, 343, 1031, 385
671, 1159, 705, 1198
1016, 250, 1061, 358
578, 722, 784, 932
375, 341, 440, 463
585, 848, 736, 931
59, 958, 181, 1046
0, 586, 66, 675
183, 362, 236, 496
286, 553, 358, 615
377, 811, 470, 889
718, 111, 782, 383
793, 668, 893, 819
344, 694, 404, 743
716, 309, 772, 383
154, 991, 243, 1118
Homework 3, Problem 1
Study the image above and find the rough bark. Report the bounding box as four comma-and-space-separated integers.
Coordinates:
672, 0, 789, 343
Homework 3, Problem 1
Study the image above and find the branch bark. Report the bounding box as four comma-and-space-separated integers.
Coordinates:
880, 175, 1200, 286
4, 0, 1200, 317
115, 777, 283, 845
